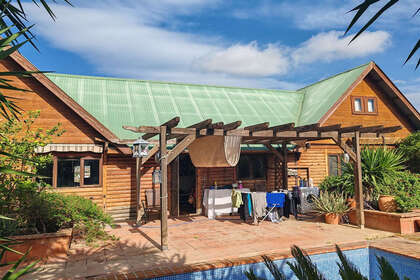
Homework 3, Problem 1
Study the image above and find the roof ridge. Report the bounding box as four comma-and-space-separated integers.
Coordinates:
297, 62, 371, 91
45, 72, 300, 93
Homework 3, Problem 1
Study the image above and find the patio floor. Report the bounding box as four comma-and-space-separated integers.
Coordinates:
23, 215, 420, 279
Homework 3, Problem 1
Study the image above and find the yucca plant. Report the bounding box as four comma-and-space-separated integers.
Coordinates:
245, 245, 411, 280
342, 148, 405, 200
312, 191, 350, 216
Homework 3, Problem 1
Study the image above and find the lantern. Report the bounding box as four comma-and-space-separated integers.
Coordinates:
132, 137, 149, 158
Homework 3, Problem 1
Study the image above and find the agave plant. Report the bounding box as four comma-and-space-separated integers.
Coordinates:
312, 191, 350, 216
245, 245, 411, 280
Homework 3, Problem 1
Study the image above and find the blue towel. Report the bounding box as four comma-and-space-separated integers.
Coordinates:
266, 193, 285, 208
247, 193, 252, 216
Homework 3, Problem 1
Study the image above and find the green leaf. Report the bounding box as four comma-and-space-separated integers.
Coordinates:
376, 255, 403, 280
261, 255, 286, 280
349, 0, 399, 44
336, 245, 368, 280
404, 39, 420, 67
345, 0, 381, 35
287, 246, 327, 280
0, 166, 38, 177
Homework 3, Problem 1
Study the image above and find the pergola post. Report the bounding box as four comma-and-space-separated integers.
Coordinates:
354, 131, 365, 229
160, 125, 169, 250
282, 141, 288, 190
135, 157, 142, 224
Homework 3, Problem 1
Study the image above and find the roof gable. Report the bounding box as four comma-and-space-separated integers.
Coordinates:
297, 63, 370, 126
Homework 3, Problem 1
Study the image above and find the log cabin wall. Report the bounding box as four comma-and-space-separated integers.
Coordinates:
323, 79, 413, 138
0, 58, 101, 144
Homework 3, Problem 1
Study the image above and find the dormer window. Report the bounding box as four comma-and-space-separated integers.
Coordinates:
351, 96, 378, 115
353, 98, 362, 112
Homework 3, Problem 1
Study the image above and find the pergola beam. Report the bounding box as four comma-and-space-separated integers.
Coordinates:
244, 122, 270, 133
294, 123, 320, 132
223, 121, 242, 131
269, 123, 295, 132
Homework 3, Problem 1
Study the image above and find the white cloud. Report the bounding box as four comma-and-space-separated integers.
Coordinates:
232, 0, 420, 31
196, 42, 290, 77
23, 1, 390, 90
292, 30, 391, 65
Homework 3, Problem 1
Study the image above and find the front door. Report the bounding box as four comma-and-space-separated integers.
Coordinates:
179, 154, 196, 215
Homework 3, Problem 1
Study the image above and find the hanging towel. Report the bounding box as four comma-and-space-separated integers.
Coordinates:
231, 189, 243, 208
251, 192, 268, 218
247, 193, 252, 217
266, 193, 286, 208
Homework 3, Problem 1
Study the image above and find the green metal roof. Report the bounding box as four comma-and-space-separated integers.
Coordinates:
45, 63, 370, 140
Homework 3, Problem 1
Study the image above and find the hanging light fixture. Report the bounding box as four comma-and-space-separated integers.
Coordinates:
132, 137, 149, 158
343, 153, 350, 163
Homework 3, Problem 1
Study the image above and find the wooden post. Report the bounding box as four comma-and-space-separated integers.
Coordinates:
282, 141, 288, 189
160, 125, 169, 250
135, 157, 143, 224
170, 156, 179, 217
354, 131, 365, 229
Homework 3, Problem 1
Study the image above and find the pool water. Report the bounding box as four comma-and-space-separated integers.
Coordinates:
152, 247, 420, 280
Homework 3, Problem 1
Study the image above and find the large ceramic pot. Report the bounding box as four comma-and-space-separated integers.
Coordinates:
347, 197, 356, 209
378, 195, 397, 212
325, 213, 340, 225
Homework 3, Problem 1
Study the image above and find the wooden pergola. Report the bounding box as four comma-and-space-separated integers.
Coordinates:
123, 117, 401, 251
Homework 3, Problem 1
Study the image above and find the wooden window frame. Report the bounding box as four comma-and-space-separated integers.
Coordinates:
327, 153, 342, 176
52, 152, 103, 188
351, 96, 378, 115
237, 154, 267, 180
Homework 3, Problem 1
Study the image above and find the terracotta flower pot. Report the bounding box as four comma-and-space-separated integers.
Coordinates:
378, 195, 397, 212
347, 198, 356, 209
325, 213, 340, 225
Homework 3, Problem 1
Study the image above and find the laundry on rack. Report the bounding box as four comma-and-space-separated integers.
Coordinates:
231, 189, 243, 208
251, 192, 267, 218
238, 192, 253, 221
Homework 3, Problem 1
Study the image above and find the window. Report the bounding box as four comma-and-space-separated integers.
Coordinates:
353, 98, 362, 112
367, 98, 375, 113
328, 154, 342, 176
351, 96, 378, 115
237, 155, 267, 180
50, 154, 102, 188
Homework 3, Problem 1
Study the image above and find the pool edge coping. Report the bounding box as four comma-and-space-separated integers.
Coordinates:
88, 241, 373, 280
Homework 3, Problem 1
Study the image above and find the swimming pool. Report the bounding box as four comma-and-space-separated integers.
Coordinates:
151, 247, 420, 280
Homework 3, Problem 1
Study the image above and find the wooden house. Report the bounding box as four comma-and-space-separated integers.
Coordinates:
3, 52, 419, 220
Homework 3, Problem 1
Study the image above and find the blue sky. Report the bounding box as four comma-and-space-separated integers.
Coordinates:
21, 0, 420, 110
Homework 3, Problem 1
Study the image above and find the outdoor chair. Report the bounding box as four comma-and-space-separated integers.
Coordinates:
143, 188, 160, 222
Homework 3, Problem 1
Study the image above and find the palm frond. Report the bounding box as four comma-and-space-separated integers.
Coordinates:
261, 255, 286, 280
377, 256, 405, 280
336, 245, 368, 280
287, 246, 327, 280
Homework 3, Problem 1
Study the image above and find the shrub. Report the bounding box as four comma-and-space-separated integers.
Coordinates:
0, 190, 113, 243
319, 174, 354, 197
390, 172, 420, 213
396, 132, 420, 174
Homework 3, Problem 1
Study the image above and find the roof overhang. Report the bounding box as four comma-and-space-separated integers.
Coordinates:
8, 51, 121, 143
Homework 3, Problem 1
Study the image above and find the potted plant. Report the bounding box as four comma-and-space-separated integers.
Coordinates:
313, 192, 350, 225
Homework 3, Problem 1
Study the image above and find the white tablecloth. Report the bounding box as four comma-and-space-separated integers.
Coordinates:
203, 188, 250, 219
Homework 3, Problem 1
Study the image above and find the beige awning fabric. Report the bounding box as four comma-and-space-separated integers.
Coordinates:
188, 135, 242, 167
35, 144, 103, 154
